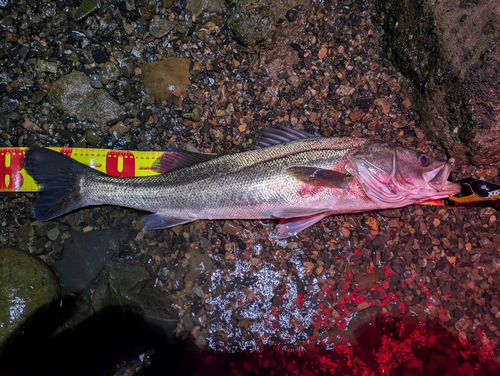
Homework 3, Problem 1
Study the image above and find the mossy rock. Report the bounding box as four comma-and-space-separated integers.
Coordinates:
0, 247, 59, 347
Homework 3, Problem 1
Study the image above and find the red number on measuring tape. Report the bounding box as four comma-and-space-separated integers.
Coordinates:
106, 151, 135, 177
0, 149, 24, 190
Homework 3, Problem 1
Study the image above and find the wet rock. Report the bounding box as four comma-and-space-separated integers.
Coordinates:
228, 0, 310, 49
71, 0, 100, 21
140, 58, 191, 101
99, 61, 120, 85
377, 0, 500, 165
53, 229, 120, 293
89, 73, 103, 89
92, 259, 178, 334
186, 0, 224, 17
0, 247, 59, 346
47, 71, 122, 125
286, 6, 301, 22
149, 18, 174, 38
346, 306, 382, 345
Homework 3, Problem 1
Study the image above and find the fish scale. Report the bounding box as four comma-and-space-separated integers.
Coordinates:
82, 137, 373, 220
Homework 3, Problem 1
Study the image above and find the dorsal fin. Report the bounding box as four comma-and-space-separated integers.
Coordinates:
248, 126, 319, 150
154, 149, 218, 174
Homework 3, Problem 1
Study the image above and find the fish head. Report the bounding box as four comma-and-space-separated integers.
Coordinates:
347, 143, 461, 206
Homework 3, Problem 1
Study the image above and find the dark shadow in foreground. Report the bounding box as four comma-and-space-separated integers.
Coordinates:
1, 297, 499, 376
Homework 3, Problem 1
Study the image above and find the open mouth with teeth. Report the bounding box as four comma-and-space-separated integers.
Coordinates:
350, 155, 462, 205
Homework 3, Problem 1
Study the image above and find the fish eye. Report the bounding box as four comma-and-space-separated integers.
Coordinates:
418, 154, 429, 167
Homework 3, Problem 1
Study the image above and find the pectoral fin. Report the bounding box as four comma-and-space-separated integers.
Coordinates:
275, 213, 329, 239
143, 213, 190, 230
286, 167, 352, 189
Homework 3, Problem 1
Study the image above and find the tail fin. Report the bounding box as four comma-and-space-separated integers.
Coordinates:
24, 147, 101, 221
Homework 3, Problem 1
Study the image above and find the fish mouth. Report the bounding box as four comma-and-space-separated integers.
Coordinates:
350, 155, 462, 204
424, 163, 462, 196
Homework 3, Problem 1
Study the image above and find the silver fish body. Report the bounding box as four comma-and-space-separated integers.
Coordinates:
24, 127, 461, 238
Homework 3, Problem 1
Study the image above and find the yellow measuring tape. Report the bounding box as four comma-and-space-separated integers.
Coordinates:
0, 147, 164, 192
0, 147, 453, 207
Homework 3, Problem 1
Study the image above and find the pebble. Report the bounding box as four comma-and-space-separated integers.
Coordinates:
110, 121, 130, 135
364, 217, 378, 231
23, 119, 40, 132
99, 62, 120, 85
286, 75, 300, 88
34, 59, 58, 74
374, 98, 391, 114
47, 226, 60, 241
149, 18, 173, 38
71, 0, 99, 21
318, 47, 328, 60
91, 48, 109, 64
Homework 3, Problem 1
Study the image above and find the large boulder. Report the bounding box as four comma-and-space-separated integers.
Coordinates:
0, 247, 59, 346
376, 0, 500, 165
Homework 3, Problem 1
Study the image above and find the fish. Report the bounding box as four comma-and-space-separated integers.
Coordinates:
24, 127, 462, 238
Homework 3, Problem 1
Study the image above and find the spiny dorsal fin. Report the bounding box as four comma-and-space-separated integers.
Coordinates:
286, 167, 352, 189
248, 126, 319, 150
154, 149, 218, 174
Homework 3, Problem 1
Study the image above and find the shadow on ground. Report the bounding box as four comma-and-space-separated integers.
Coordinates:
1, 297, 499, 376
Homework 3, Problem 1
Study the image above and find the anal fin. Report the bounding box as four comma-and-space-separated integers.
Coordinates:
275, 213, 328, 239
143, 213, 190, 230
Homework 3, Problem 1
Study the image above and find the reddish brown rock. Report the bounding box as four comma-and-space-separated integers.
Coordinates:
140, 57, 192, 101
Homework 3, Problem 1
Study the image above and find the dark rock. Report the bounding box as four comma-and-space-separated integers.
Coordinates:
377, 0, 500, 165
92, 259, 178, 334
71, 0, 99, 21
53, 229, 121, 293
228, 0, 311, 49
285, 6, 302, 22
91, 47, 109, 64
